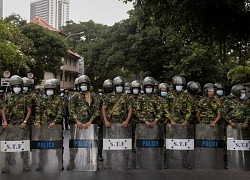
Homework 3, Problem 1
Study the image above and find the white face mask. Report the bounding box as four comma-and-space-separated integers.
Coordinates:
23, 87, 29, 93
60, 93, 64, 97
80, 85, 88, 92
125, 90, 131, 94
46, 90, 54, 96
240, 93, 246, 99
133, 89, 139, 95
216, 90, 223, 96
13, 87, 21, 94
115, 86, 123, 93
176, 85, 183, 92
145, 88, 153, 94
99, 93, 103, 96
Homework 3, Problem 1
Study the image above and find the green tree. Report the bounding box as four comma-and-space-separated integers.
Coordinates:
22, 23, 67, 84
0, 19, 34, 76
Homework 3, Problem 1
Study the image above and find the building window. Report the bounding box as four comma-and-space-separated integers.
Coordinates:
60, 73, 62, 81
65, 74, 68, 82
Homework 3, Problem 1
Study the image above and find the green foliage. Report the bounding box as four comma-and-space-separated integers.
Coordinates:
0, 19, 34, 76
22, 23, 67, 84
227, 66, 250, 84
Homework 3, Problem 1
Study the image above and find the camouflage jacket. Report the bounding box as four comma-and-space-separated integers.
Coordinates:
196, 97, 221, 124
164, 91, 192, 123
103, 92, 132, 123
35, 95, 63, 125
133, 93, 163, 123
224, 98, 249, 124
69, 91, 100, 123
3, 93, 31, 125
186, 94, 202, 124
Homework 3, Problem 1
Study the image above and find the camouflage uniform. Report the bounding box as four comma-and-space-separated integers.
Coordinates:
164, 91, 191, 124
103, 91, 131, 123
196, 97, 221, 124
224, 98, 249, 125
133, 93, 163, 123
34, 94, 64, 171
67, 91, 100, 169
2, 93, 32, 172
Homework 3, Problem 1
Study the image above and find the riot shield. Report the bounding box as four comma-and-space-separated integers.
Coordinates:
165, 124, 194, 169
195, 124, 224, 169
227, 125, 250, 170
0, 125, 31, 174
68, 124, 98, 171
103, 123, 132, 170
136, 123, 164, 170
31, 124, 63, 172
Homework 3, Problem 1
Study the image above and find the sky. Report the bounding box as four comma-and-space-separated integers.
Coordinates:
3, 0, 134, 26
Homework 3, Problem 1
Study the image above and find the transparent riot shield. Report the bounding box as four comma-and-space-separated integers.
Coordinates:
68, 124, 98, 171
165, 124, 194, 169
136, 123, 164, 170
195, 124, 224, 169
0, 125, 31, 174
31, 124, 63, 172
227, 125, 250, 170
103, 123, 132, 170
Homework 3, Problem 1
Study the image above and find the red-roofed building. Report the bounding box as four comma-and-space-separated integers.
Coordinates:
31, 17, 84, 90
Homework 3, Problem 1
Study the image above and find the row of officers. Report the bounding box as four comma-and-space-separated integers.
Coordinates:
0, 75, 249, 173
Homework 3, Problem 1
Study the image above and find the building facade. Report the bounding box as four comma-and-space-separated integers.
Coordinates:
30, 0, 69, 29
0, 0, 3, 18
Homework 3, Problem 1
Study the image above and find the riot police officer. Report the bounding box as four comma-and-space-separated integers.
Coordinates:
1, 75, 32, 173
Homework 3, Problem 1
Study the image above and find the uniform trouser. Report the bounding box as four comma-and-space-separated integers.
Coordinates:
69, 125, 78, 164
4, 126, 30, 169
98, 123, 103, 156
36, 126, 62, 168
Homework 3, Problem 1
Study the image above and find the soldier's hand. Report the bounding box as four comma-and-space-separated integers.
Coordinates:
210, 121, 216, 127
76, 121, 83, 129
181, 120, 187, 127
2, 122, 8, 129
105, 121, 111, 128
34, 122, 41, 128
84, 121, 92, 129
150, 120, 158, 128
171, 121, 177, 127
242, 123, 248, 129
145, 121, 152, 128
49, 122, 55, 129
121, 121, 128, 128
20, 123, 26, 129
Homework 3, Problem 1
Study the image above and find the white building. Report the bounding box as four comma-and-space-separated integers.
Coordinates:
0, 0, 3, 17
30, 0, 69, 29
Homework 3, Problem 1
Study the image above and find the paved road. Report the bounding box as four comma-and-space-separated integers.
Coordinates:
0, 130, 250, 180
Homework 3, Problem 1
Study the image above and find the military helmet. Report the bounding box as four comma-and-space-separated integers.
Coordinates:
44, 79, 57, 89
103, 79, 113, 88
78, 75, 90, 85
214, 83, 223, 89
158, 83, 170, 90
187, 81, 200, 95
10, 75, 23, 86
74, 77, 79, 86
143, 77, 155, 87
22, 77, 32, 87
203, 83, 215, 96
113, 76, 125, 86
172, 76, 186, 85
98, 89, 104, 93
125, 82, 131, 88
131, 80, 141, 88
59, 89, 65, 93
231, 84, 245, 97
204, 83, 215, 90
